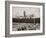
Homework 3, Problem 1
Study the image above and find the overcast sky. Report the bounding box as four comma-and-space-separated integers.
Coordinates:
12, 7, 40, 18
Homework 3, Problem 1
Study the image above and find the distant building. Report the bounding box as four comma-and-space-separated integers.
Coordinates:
16, 11, 33, 19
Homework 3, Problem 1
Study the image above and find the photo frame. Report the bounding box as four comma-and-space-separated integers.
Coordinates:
5, 1, 45, 37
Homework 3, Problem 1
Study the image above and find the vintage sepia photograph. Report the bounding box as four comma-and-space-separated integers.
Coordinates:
12, 7, 40, 31
10, 4, 43, 34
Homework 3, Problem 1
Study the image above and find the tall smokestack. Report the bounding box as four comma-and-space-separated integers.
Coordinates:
24, 11, 26, 17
